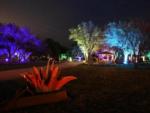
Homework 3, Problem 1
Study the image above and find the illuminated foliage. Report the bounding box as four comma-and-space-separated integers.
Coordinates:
104, 22, 143, 64
59, 53, 68, 60
146, 51, 150, 60
71, 45, 84, 60
0, 23, 41, 63
69, 21, 102, 63
21, 59, 77, 93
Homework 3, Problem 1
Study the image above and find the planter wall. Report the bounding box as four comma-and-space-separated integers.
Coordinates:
1, 90, 68, 112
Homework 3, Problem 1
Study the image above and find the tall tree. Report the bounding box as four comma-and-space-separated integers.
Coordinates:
129, 19, 150, 53
69, 21, 102, 63
104, 22, 143, 64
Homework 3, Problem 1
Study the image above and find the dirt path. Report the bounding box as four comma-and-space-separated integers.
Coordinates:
0, 62, 81, 81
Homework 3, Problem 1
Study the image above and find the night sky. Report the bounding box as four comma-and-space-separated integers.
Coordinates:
0, 0, 150, 47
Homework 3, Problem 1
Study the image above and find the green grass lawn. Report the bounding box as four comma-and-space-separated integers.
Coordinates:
0, 64, 150, 113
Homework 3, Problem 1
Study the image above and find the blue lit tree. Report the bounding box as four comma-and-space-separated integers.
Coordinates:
71, 44, 84, 60
104, 22, 143, 64
69, 21, 102, 63
0, 23, 41, 63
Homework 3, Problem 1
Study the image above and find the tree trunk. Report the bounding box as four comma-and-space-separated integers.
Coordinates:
87, 52, 93, 64
123, 52, 129, 64
7, 49, 12, 63
83, 52, 88, 63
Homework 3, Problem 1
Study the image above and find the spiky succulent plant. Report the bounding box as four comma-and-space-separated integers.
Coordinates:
21, 59, 77, 93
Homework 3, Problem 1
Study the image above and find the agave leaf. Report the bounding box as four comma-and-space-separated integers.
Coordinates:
40, 83, 49, 92
51, 66, 59, 79
20, 73, 29, 82
36, 79, 42, 91
32, 66, 41, 80
47, 66, 59, 91
40, 67, 47, 80
50, 61, 55, 71
45, 59, 51, 78
20, 72, 27, 78
29, 76, 38, 88
54, 76, 77, 91
25, 72, 39, 88
24, 73, 34, 82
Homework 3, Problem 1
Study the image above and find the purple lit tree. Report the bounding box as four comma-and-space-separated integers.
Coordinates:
0, 23, 41, 63
104, 22, 143, 64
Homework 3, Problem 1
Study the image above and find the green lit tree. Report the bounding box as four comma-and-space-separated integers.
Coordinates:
69, 21, 102, 63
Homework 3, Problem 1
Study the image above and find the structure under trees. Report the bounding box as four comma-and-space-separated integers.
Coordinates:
0, 23, 41, 63
69, 21, 102, 63
104, 22, 143, 64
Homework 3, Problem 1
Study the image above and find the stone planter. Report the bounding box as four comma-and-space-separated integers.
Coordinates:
1, 90, 68, 112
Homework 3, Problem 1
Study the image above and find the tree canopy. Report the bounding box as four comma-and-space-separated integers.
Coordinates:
69, 21, 102, 63
0, 23, 41, 63
104, 22, 143, 64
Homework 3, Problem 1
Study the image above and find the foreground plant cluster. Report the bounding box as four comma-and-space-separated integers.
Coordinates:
21, 59, 77, 93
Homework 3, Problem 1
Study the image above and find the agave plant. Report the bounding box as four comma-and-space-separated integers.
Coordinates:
21, 59, 77, 93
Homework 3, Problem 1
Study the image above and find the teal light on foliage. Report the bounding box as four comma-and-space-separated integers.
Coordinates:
104, 22, 142, 64
124, 52, 129, 64
146, 52, 150, 60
